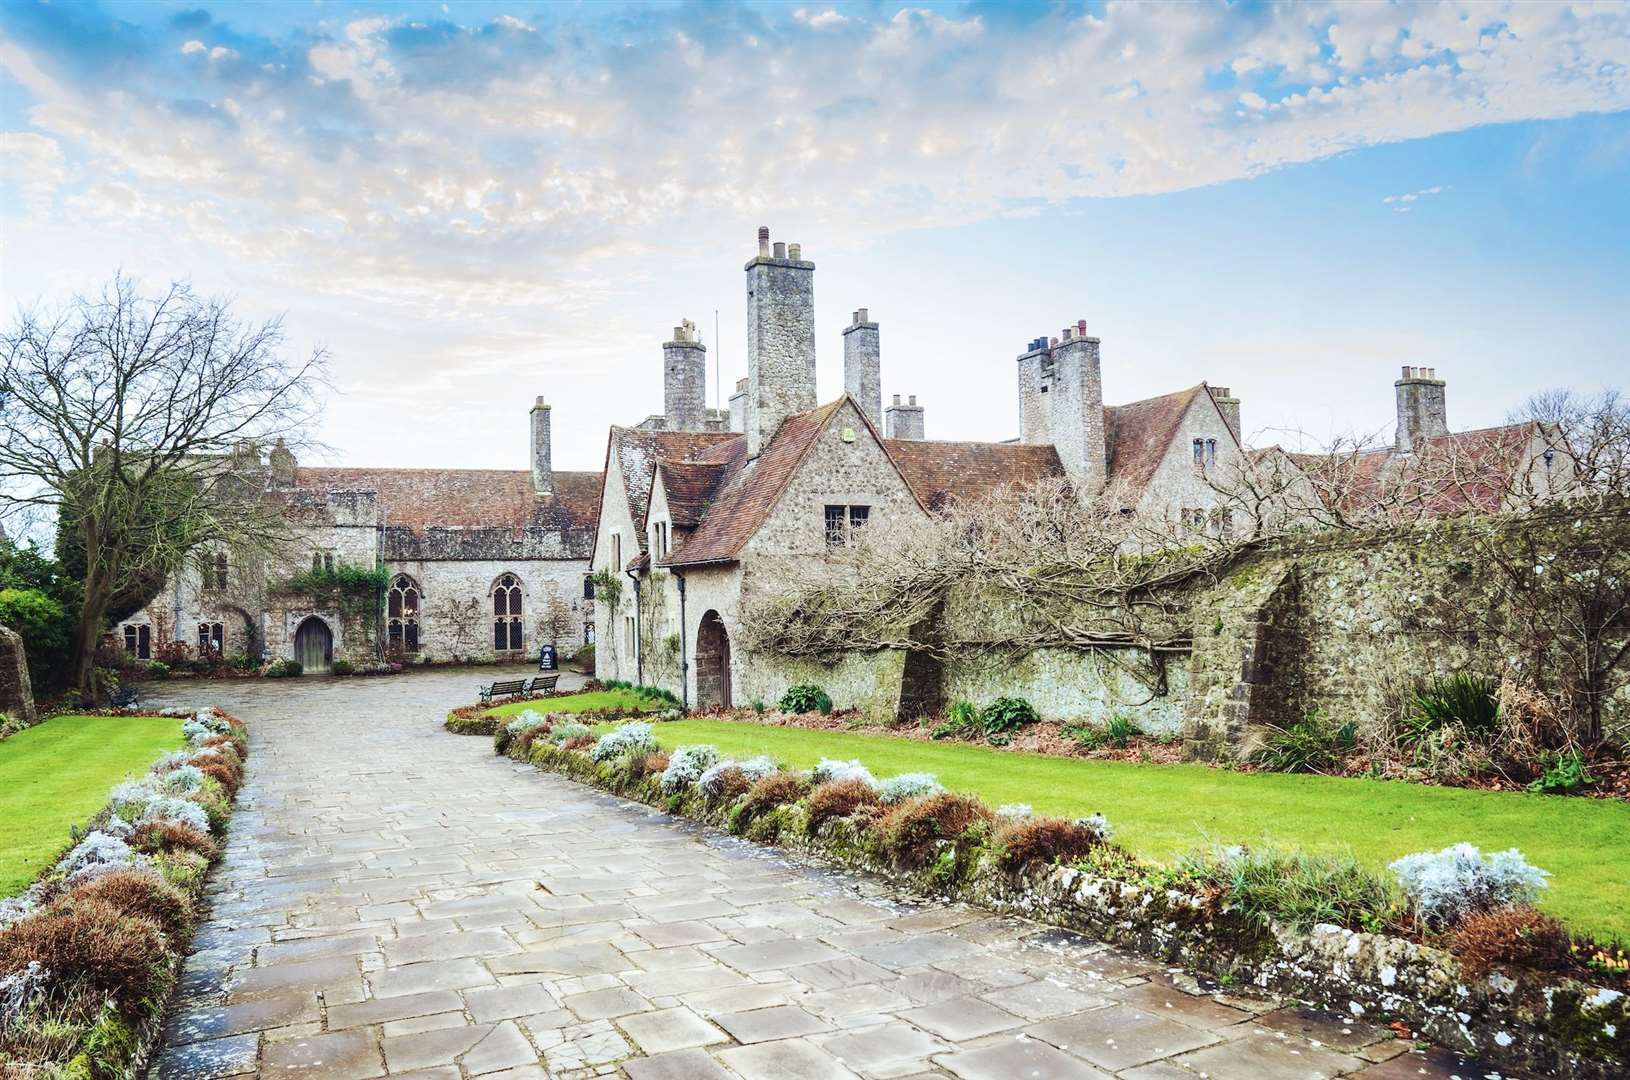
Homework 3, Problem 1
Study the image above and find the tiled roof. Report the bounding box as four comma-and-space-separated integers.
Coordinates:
882, 439, 1065, 511
293, 466, 602, 539
599, 427, 737, 559
657, 460, 731, 527
662, 400, 849, 567
1104, 385, 1207, 494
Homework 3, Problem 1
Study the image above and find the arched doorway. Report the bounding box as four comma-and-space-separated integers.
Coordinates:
293, 616, 332, 674
695, 610, 731, 710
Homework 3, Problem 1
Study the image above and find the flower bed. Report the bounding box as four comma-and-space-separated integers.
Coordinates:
487, 715, 1629, 1079
0, 706, 249, 1078
444, 683, 679, 737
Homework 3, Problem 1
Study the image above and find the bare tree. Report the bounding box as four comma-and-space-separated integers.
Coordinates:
0, 274, 327, 700
1513, 388, 1629, 506
434, 596, 487, 660
535, 583, 575, 655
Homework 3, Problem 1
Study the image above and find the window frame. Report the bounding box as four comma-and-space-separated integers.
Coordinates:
824, 504, 873, 547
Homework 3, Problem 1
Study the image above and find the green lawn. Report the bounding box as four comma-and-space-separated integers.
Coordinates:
0, 714, 186, 895
485, 689, 657, 720
604, 718, 1630, 938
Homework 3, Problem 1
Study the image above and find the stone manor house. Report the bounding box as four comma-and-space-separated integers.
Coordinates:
121, 226, 1563, 683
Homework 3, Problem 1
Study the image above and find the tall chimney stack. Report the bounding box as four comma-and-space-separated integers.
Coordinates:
663, 318, 707, 431
530, 396, 553, 496
884, 393, 925, 440
1048, 319, 1106, 495
745, 226, 816, 459
1210, 385, 1241, 442
1394, 366, 1448, 453
842, 308, 881, 428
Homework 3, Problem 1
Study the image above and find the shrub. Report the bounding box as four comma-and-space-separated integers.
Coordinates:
778, 683, 833, 715
878, 772, 943, 805
160, 765, 205, 795
1527, 749, 1596, 794
128, 820, 218, 861
1252, 709, 1356, 774
661, 744, 721, 792
805, 778, 881, 833
1407, 672, 1500, 743
548, 721, 593, 745
70, 869, 193, 941
591, 721, 656, 762
931, 700, 979, 740
995, 803, 1033, 820
560, 734, 595, 751
880, 793, 993, 869
810, 758, 877, 788
194, 756, 243, 796
263, 659, 302, 678
0, 587, 72, 691
994, 817, 1111, 874
1188, 844, 1404, 933
699, 757, 775, 803
137, 797, 211, 836
329, 659, 354, 676
980, 696, 1038, 740
637, 684, 682, 708
55, 832, 141, 881
734, 772, 804, 826
631, 750, 670, 780
1451, 906, 1574, 978
1389, 844, 1550, 929
145, 660, 171, 679
0, 897, 171, 1013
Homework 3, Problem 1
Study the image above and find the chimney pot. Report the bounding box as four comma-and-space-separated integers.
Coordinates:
858, 306, 868, 323
772, 241, 787, 259
908, 394, 917, 406
787, 242, 801, 260
757, 225, 770, 256
892, 393, 901, 405
1077, 319, 1087, 334
1050, 336, 1059, 348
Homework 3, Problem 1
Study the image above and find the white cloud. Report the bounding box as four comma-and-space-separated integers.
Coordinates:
1382, 184, 1450, 211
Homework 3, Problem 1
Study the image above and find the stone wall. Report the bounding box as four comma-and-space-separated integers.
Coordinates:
0, 624, 36, 730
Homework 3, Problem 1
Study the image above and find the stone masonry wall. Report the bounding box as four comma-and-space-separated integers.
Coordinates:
745, 249, 817, 458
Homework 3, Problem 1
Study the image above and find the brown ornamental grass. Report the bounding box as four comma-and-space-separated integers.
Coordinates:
994, 817, 1108, 874
629, 750, 670, 781
69, 869, 194, 941
805, 778, 881, 834
736, 772, 805, 825
0, 897, 171, 1013
1451, 905, 1576, 979
561, 734, 596, 752
704, 766, 754, 806
129, 819, 220, 861
195, 756, 243, 795
880, 792, 993, 869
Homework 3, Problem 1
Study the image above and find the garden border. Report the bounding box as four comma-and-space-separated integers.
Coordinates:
493, 730, 1627, 1080
0, 706, 250, 1079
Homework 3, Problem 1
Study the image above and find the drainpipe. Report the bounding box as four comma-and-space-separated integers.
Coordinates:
674, 570, 689, 710
626, 568, 642, 685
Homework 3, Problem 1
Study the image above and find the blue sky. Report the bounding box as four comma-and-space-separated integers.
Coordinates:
2, 1, 1627, 470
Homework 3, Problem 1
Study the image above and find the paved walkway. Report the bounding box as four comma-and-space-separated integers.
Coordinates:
145, 669, 1507, 1080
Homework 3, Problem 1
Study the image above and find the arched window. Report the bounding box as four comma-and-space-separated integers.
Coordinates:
388, 574, 422, 654
492, 573, 523, 652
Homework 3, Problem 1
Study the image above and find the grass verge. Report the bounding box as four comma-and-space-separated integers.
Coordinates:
608, 717, 1630, 938
0, 714, 186, 895
484, 689, 659, 719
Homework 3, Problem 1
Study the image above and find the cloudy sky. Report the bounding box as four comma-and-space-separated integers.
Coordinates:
2, 1, 1627, 472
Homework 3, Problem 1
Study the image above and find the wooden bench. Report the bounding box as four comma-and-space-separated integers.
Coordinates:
109, 685, 140, 707
479, 678, 529, 704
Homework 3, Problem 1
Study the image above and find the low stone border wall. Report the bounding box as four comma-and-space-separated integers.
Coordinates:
0, 707, 250, 1079
497, 736, 1627, 1080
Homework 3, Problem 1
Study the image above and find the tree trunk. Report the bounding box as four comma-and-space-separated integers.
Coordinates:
71, 586, 108, 705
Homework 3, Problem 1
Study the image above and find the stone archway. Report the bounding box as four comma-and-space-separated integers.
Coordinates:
293, 616, 333, 674
695, 610, 731, 710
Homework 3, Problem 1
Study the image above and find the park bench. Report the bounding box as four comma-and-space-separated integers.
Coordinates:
478, 678, 529, 704
527, 674, 558, 694
109, 686, 140, 707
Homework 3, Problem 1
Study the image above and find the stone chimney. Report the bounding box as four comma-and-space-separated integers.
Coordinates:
1048, 320, 1106, 495
842, 308, 881, 429
663, 318, 707, 432
745, 226, 816, 459
884, 394, 925, 440
1210, 385, 1241, 442
530, 396, 553, 496
1016, 335, 1054, 445
728, 377, 748, 434
1395, 366, 1447, 454
268, 437, 296, 488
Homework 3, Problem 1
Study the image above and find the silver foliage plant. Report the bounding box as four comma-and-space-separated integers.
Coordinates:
591, 721, 656, 762
698, 757, 776, 800
547, 721, 593, 745
1388, 843, 1549, 927
878, 772, 944, 804
811, 758, 878, 789
661, 745, 721, 792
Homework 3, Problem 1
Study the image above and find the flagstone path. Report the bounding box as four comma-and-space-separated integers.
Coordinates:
143, 668, 1508, 1079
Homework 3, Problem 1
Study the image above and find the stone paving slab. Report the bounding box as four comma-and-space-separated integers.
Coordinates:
144, 669, 1526, 1080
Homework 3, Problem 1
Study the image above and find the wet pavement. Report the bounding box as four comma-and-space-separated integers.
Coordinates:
142, 667, 1510, 1079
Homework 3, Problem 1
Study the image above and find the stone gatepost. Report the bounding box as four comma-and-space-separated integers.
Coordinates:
0, 624, 38, 730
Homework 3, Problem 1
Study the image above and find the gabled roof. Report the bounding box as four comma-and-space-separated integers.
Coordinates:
660, 400, 848, 567
883, 439, 1065, 511
293, 467, 602, 540
594, 427, 736, 563
1103, 384, 1208, 494
655, 460, 731, 527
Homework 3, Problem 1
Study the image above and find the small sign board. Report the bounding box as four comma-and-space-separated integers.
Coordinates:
538, 643, 558, 672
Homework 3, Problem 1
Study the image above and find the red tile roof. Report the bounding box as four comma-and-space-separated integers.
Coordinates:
595, 427, 737, 564
882, 439, 1065, 511
1104, 385, 1207, 494
657, 460, 731, 526
294, 466, 602, 540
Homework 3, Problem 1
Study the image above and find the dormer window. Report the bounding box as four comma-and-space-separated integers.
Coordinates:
1192, 438, 1217, 467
